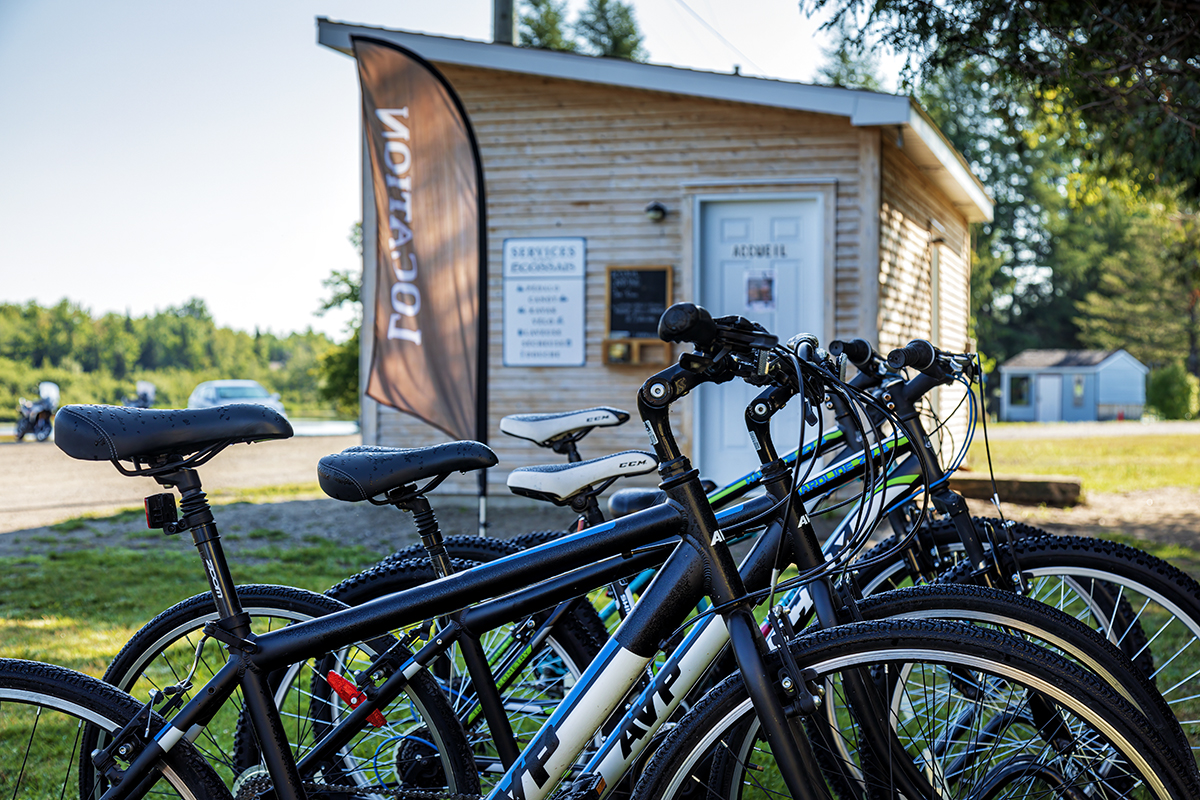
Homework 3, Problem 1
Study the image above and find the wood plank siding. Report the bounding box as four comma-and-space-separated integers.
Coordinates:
369, 66, 973, 493
878, 139, 973, 446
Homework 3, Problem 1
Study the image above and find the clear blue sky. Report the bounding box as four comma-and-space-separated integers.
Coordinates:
0, 0, 889, 341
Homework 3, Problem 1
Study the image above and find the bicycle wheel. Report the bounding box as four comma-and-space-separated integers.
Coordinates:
95, 584, 477, 796
378, 535, 527, 567
843, 583, 1190, 767
325, 557, 605, 787
0, 658, 230, 799
632, 620, 1200, 800
852, 520, 1156, 675
941, 534, 1200, 764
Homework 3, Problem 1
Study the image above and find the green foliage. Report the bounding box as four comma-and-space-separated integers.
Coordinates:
319, 326, 361, 416
315, 224, 364, 418
1071, 195, 1200, 373
518, 0, 645, 59
519, 0, 577, 51
917, 61, 1070, 362
1147, 363, 1200, 420
816, 22, 883, 90
573, 0, 646, 60
0, 299, 344, 420
800, 0, 1200, 200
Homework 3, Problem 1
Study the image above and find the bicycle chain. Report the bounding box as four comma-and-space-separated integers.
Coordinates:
235, 773, 483, 800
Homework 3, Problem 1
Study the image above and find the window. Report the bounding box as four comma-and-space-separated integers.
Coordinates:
1010, 375, 1031, 406
1073, 374, 1085, 406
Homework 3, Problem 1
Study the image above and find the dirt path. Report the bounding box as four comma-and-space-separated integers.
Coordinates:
966, 485, 1200, 551
0, 434, 361, 533
0, 433, 578, 561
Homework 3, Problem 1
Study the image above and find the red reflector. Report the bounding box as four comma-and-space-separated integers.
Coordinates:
326, 671, 387, 727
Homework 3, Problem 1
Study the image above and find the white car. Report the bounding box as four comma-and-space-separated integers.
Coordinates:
187, 380, 287, 418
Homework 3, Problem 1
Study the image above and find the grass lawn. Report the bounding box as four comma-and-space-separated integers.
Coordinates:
968, 433, 1200, 493
0, 542, 380, 676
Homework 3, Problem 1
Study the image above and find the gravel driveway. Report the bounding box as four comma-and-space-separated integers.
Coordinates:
0, 432, 577, 560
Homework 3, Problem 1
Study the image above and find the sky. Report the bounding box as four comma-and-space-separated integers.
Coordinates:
0, 0, 898, 342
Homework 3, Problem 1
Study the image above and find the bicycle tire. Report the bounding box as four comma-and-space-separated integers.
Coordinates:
792, 582, 1189, 799
378, 535, 527, 567
96, 584, 478, 796
632, 620, 1200, 800
0, 657, 231, 799
852, 519, 1157, 675
324, 556, 606, 787
941, 534, 1200, 762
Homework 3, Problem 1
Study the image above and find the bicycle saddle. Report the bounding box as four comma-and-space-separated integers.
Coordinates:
318, 442, 497, 502
607, 487, 668, 518
55, 404, 292, 462
507, 450, 656, 505
500, 407, 629, 447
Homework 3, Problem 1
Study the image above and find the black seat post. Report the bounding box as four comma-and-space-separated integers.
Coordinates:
160, 467, 246, 631
393, 489, 454, 579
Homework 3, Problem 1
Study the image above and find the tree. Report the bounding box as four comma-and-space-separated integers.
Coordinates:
520, 0, 577, 52
816, 22, 883, 90
574, 0, 647, 60
316, 223, 364, 415
1074, 197, 1200, 375
798, 0, 1200, 199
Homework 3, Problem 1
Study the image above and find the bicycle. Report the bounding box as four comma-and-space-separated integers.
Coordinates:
5, 304, 1198, 799
93, 325, 1200, 790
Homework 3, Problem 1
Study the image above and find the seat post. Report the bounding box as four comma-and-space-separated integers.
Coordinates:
159, 467, 246, 629
393, 489, 454, 578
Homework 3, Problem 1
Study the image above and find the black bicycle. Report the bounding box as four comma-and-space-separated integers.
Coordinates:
3, 305, 1197, 800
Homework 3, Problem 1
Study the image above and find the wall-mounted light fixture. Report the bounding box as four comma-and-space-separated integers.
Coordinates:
644, 201, 668, 223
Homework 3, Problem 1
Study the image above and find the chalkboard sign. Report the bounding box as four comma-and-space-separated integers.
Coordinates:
607, 266, 672, 339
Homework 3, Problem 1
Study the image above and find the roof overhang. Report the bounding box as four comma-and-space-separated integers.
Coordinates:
318, 19, 993, 223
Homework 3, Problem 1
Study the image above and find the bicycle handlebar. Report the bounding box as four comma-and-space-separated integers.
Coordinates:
887, 339, 937, 371
829, 338, 874, 367
658, 302, 778, 353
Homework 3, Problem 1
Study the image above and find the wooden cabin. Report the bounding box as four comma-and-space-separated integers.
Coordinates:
318, 20, 993, 491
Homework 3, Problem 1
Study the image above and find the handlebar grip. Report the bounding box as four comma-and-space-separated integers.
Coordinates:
658, 302, 717, 346
887, 339, 937, 371
785, 332, 819, 356
829, 338, 874, 367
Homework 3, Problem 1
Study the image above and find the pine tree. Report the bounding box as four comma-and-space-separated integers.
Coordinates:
519, 0, 577, 52
573, 0, 646, 61
816, 23, 882, 90
1073, 197, 1196, 371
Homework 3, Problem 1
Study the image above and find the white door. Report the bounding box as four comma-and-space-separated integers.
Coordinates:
696, 197, 823, 486
1036, 374, 1063, 422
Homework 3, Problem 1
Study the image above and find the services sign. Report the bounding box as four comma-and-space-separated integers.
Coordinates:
502, 238, 586, 366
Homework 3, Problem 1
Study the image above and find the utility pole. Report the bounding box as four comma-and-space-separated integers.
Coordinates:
493, 0, 517, 45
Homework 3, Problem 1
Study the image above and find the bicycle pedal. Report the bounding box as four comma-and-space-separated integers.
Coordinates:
326, 671, 387, 727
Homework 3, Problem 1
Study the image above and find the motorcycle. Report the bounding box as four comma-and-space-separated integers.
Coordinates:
122, 380, 156, 409
15, 381, 59, 442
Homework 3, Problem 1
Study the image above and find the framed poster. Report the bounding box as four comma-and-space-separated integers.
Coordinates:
502, 238, 586, 366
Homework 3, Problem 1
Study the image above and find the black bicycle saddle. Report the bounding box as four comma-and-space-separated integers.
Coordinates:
55, 404, 293, 462
318, 442, 498, 502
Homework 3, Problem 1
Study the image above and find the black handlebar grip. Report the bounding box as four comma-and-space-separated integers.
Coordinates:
785, 332, 819, 356
658, 302, 717, 346
829, 338, 874, 367
886, 339, 937, 371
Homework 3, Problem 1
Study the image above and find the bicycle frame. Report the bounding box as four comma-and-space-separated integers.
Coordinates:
103, 338, 965, 800
104, 365, 864, 800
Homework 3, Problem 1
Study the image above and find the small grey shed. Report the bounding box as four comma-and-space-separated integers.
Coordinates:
998, 349, 1148, 423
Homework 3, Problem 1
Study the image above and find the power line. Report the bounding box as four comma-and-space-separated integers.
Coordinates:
667, 0, 764, 74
